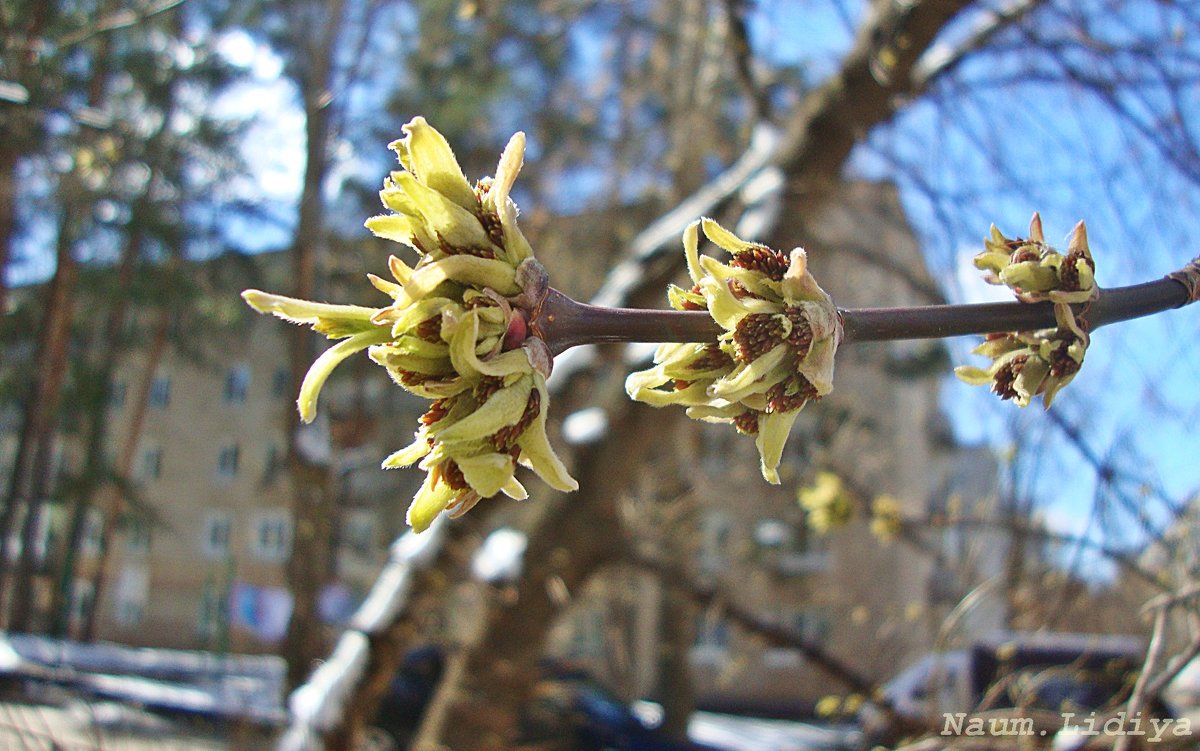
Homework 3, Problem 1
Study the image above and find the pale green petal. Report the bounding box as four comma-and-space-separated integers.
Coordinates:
436, 376, 533, 443
448, 310, 533, 379
1013, 355, 1050, 401
682, 221, 703, 284
756, 410, 800, 485
999, 261, 1057, 293
699, 254, 777, 303
972, 337, 1023, 359
625, 367, 670, 399
365, 214, 424, 250
630, 380, 715, 407
501, 476, 528, 500
486, 132, 535, 265
781, 249, 831, 304
367, 273, 404, 300
701, 217, 757, 255
456, 452, 517, 498
388, 335, 450, 359
954, 365, 994, 386
393, 172, 492, 250
241, 290, 381, 338
407, 473, 456, 533
381, 296, 458, 337
797, 335, 837, 395
379, 186, 440, 251
396, 255, 519, 308
389, 255, 414, 284
382, 432, 433, 468
684, 402, 743, 422
298, 327, 394, 423
709, 344, 790, 401
516, 376, 578, 492
402, 116, 478, 210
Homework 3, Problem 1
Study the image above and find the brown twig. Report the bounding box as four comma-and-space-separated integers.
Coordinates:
537, 261, 1199, 355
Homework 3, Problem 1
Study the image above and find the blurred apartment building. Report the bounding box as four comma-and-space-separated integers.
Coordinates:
0, 253, 423, 653
0, 180, 1007, 710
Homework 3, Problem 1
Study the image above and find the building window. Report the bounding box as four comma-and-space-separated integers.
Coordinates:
341, 510, 376, 559
113, 567, 148, 627
264, 443, 284, 479
698, 510, 732, 575
124, 518, 151, 555
149, 375, 171, 408
197, 578, 226, 642
81, 509, 104, 558
69, 579, 95, 632
224, 364, 250, 403
217, 444, 239, 478
139, 447, 162, 480
272, 368, 290, 398
108, 379, 127, 408
201, 513, 232, 560
7, 505, 56, 564
692, 607, 730, 666
250, 510, 293, 563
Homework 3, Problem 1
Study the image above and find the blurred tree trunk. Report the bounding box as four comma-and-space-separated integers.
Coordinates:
48, 220, 144, 637
82, 307, 171, 641
413, 387, 646, 751
4, 0, 117, 632
279, 0, 348, 691
2, 216, 79, 631
655, 586, 697, 740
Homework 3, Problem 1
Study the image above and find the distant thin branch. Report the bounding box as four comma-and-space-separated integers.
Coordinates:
56, 0, 190, 49
629, 549, 883, 700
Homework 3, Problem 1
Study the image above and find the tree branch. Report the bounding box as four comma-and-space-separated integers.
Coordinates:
538, 258, 1200, 355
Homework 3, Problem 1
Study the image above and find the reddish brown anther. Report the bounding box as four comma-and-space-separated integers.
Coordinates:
733, 410, 760, 435
688, 342, 734, 372
731, 245, 790, 282
733, 313, 786, 363
992, 354, 1028, 400
491, 389, 541, 451
766, 377, 818, 413
421, 398, 452, 426
415, 315, 443, 343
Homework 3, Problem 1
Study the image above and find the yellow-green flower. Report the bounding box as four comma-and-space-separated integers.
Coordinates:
956, 214, 1095, 409
627, 219, 840, 484
797, 470, 854, 533
869, 494, 903, 542
973, 213, 1096, 304
243, 117, 576, 532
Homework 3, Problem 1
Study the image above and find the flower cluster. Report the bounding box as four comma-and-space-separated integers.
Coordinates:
243, 118, 576, 532
797, 470, 853, 533
625, 219, 840, 484
955, 214, 1096, 408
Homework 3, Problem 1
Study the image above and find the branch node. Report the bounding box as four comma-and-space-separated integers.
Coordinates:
1167, 257, 1200, 305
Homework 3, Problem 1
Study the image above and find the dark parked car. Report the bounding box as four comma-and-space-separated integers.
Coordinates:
370, 648, 724, 750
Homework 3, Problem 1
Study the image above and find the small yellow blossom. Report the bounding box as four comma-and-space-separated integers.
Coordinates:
869, 494, 903, 542
797, 471, 854, 533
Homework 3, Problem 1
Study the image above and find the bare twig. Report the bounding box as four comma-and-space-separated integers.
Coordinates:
537, 259, 1200, 355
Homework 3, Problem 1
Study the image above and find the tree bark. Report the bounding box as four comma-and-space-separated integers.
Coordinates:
2, 216, 79, 631
414, 391, 661, 750
280, 0, 348, 691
